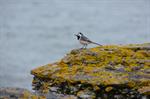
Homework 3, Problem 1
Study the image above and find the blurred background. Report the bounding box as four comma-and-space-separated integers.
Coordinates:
0, 0, 149, 90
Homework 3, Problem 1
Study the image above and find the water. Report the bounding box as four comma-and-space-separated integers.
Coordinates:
0, 0, 149, 90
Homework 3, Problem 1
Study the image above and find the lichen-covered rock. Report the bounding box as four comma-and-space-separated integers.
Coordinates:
31, 43, 150, 99
0, 87, 45, 99
77, 89, 96, 99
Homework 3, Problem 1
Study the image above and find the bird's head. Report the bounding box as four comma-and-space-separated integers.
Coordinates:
75, 32, 83, 40
78, 32, 83, 36
75, 34, 80, 40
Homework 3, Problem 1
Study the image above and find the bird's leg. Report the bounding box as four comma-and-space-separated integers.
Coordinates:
84, 45, 86, 49
83, 44, 87, 49
82, 45, 85, 49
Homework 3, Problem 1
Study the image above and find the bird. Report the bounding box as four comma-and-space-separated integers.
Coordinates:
75, 32, 102, 48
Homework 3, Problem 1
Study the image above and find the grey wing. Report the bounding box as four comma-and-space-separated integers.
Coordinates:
81, 35, 92, 43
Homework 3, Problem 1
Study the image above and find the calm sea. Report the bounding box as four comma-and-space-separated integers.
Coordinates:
0, 0, 149, 90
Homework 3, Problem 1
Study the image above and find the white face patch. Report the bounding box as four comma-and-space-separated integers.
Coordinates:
78, 33, 82, 37
76, 35, 80, 40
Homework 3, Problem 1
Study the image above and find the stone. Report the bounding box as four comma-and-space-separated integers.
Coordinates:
31, 43, 150, 98
77, 89, 96, 99
0, 87, 45, 99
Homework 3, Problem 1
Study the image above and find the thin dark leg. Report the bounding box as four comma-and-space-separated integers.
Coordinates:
82, 45, 85, 49
84, 45, 86, 49
85, 44, 87, 49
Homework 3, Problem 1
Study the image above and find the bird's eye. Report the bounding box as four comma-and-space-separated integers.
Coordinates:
79, 32, 83, 35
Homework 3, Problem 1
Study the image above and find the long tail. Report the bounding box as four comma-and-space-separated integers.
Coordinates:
91, 41, 102, 46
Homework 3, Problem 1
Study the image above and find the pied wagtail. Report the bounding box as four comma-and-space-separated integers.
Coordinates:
75, 32, 102, 48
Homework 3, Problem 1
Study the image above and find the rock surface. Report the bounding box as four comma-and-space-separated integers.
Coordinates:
31, 43, 150, 99
0, 87, 45, 99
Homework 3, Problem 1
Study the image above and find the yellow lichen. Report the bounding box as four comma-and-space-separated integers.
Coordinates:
105, 87, 113, 92
31, 43, 150, 95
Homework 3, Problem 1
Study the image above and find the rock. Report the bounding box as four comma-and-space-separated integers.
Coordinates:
77, 89, 96, 99
60, 95, 77, 99
31, 43, 150, 99
105, 87, 113, 92
0, 87, 45, 99
138, 86, 150, 95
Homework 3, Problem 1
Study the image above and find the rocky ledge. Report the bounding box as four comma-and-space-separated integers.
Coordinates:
31, 43, 150, 99
0, 87, 45, 99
